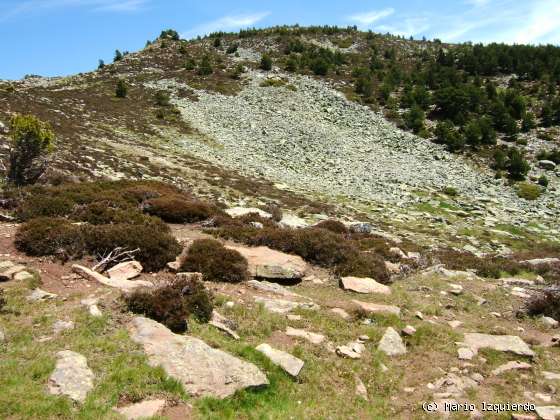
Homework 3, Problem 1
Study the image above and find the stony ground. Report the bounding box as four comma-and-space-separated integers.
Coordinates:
1, 221, 559, 420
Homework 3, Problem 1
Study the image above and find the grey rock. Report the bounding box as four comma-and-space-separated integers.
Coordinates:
53, 320, 75, 335
491, 361, 532, 376
285, 327, 325, 345
378, 327, 406, 357
228, 245, 307, 280
209, 311, 240, 340
27, 288, 57, 302
463, 333, 535, 357
247, 280, 300, 298
538, 160, 557, 170
352, 300, 400, 317
340, 276, 391, 295
115, 399, 166, 419
254, 296, 318, 314
129, 317, 268, 398
48, 351, 94, 403
106, 260, 143, 282
535, 406, 560, 420
72, 264, 152, 291
255, 343, 304, 377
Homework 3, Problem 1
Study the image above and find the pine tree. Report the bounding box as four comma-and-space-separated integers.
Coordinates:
260, 54, 273, 71
115, 80, 128, 98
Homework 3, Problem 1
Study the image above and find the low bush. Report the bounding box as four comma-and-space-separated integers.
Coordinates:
0, 288, 6, 313
83, 223, 180, 272
125, 275, 213, 332
313, 220, 348, 234
516, 182, 542, 200
16, 195, 75, 220
180, 239, 248, 283
434, 249, 522, 278
15, 217, 85, 259
144, 196, 220, 223
525, 291, 560, 321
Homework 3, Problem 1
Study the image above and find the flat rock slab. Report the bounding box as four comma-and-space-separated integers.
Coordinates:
378, 327, 406, 357
464, 333, 535, 357
255, 343, 304, 377
129, 317, 268, 398
285, 327, 325, 345
336, 341, 366, 359
535, 406, 560, 420
279, 214, 308, 229
210, 311, 240, 340
226, 207, 272, 219
13, 271, 35, 282
492, 361, 532, 376
27, 288, 57, 302
254, 296, 319, 314
115, 399, 166, 420
107, 261, 143, 282
72, 265, 152, 291
352, 300, 400, 317
248, 280, 301, 298
48, 350, 94, 403
341, 276, 391, 295
227, 246, 307, 280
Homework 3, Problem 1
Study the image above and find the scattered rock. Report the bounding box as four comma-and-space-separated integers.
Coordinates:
378, 327, 406, 357
13, 270, 36, 283
402, 325, 416, 336
491, 361, 532, 376
27, 288, 57, 302
209, 311, 240, 340
433, 372, 478, 397
535, 406, 560, 420
285, 327, 325, 345
115, 399, 166, 420
81, 297, 102, 317
226, 207, 272, 219
287, 314, 302, 321
0, 264, 26, 281
336, 341, 366, 359
463, 333, 535, 357
448, 320, 463, 329
502, 278, 535, 287
448, 284, 464, 295
106, 261, 143, 282
538, 160, 557, 170
279, 214, 308, 229
0, 327, 5, 343
53, 320, 75, 335
340, 276, 391, 295
48, 351, 94, 403
330, 307, 350, 320
229, 246, 307, 280
254, 296, 318, 314
72, 264, 152, 291
458, 348, 475, 360
541, 316, 559, 329
255, 343, 304, 377
415, 311, 424, 320
355, 376, 368, 401
248, 280, 301, 298
521, 258, 560, 267
129, 317, 268, 398
352, 300, 400, 317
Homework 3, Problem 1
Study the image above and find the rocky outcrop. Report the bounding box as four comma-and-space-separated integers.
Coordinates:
128, 317, 268, 398
228, 246, 307, 280
463, 333, 535, 357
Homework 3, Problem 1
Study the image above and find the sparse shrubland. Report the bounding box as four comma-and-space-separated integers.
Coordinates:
124, 275, 213, 332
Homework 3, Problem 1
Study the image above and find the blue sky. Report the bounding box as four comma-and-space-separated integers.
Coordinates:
1, 0, 559, 80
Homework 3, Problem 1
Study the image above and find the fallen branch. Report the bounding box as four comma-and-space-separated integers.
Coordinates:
92, 247, 140, 272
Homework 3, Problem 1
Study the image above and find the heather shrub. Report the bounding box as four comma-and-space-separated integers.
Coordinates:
313, 220, 348, 234
15, 218, 85, 258
0, 289, 7, 313
525, 291, 560, 321
180, 239, 248, 283
83, 223, 180, 272
144, 196, 220, 223
125, 275, 213, 332
16, 195, 74, 220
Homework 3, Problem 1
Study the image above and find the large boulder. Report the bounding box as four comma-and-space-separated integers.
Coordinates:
228, 246, 307, 280
48, 351, 95, 403
538, 160, 557, 170
463, 333, 535, 357
377, 327, 406, 357
340, 276, 391, 295
107, 261, 143, 282
128, 317, 268, 398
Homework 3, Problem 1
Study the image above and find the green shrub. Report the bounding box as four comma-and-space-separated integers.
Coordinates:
180, 239, 248, 283
115, 80, 128, 98
313, 220, 348, 234
0, 288, 7, 313
442, 186, 458, 197
7, 114, 55, 186
84, 223, 180, 272
155, 91, 170, 106
144, 196, 219, 223
16, 195, 74, 220
516, 182, 542, 200
197, 55, 213, 76
260, 54, 272, 71
538, 175, 549, 187
125, 275, 213, 332
15, 218, 85, 258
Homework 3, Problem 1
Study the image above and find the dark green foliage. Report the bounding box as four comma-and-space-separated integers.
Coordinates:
493, 149, 507, 170
260, 54, 273, 71
536, 149, 560, 164
355, 76, 373, 98
7, 115, 55, 186
538, 175, 549, 187
405, 105, 425, 134
184, 58, 196, 71
115, 80, 127, 98
526, 292, 560, 322
16, 195, 74, 220
311, 58, 329, 76
314, 220, 348, 234
160, 29, 180, 41
125, 275, 213, 333
114, 50, 123, 62
15, 218, 85, 258
521, 112, 536, 132
435, 120, 465, 152
155, 91, 170, 106
213, 38, 222, 48
506, 148, 530, 180
226, 43, 239, 54
197, 55, 213, 76
180, 239, 249, 283
144, 196, 220, 223
98, 59, 105, 70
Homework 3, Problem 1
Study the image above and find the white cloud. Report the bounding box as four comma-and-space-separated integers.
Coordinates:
377, 17, 431, 37
348, 8, 394, 26
513, 0, 560, 44
181, 12, 271, 39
